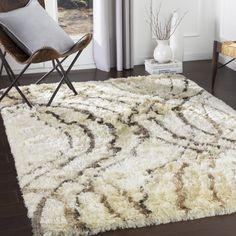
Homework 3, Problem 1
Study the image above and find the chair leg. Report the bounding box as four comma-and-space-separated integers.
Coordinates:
211, 41, 220, 94
0, 52, 22, 86
35, 56, 68, 85
0, 51, 6, 78
52, 60, 63, 76
0, 59, 32, 108
47, 77, 65, 106
54, 50, 83, 93
47, 51, 83, 105
55, 59, 78, 95
52, 59, 75, 92
61, 50, 83, 92
66, 50, 83, 73
0, 48, 83, 107
3, 60, 32, 107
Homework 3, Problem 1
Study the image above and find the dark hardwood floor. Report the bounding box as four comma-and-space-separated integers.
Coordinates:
1, 60, 236, 236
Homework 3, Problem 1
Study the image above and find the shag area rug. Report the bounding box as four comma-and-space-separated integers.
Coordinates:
1, 74, 236, 236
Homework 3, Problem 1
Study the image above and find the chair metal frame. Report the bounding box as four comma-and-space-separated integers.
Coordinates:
211, 40, 236, 94
0, 49, 33, 107
37, 50, 83, 106
0, 49, 84, 107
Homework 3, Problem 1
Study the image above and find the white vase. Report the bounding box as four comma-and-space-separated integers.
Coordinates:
154, 40, 173, 63
170, 12, 184, 62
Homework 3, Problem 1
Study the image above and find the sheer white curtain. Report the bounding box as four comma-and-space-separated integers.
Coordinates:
93, 0, 134, 72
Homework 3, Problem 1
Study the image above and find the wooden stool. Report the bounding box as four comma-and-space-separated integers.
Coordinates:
212, 40, 236, 93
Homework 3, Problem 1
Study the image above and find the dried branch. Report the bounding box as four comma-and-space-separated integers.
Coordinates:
169, 11, 188, 39
146, 2, 187, 41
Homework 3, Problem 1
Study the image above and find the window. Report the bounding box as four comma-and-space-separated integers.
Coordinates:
57, 0, 93, 36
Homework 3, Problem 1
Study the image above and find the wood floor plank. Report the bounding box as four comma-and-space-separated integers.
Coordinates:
0, 191, 21, 206
0, 164, 15, 173
0, 215, 31, 231
0, 204, 28, 218
0, 227, 33, 236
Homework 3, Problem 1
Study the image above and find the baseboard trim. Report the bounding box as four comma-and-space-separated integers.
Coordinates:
183, 52, 212, 61
134, 52, 212, 65
2, 63, 97, 76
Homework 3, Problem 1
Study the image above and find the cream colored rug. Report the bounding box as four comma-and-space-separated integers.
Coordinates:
1, 74, 236, 236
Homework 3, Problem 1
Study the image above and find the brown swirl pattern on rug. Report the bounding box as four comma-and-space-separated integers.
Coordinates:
1, 74, 236, 236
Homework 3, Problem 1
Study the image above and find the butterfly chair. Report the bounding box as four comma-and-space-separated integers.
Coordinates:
0, 0, 92, 107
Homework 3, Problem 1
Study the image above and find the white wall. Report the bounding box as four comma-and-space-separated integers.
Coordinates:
216, 0, 236, 71
133, 0, 217, 65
